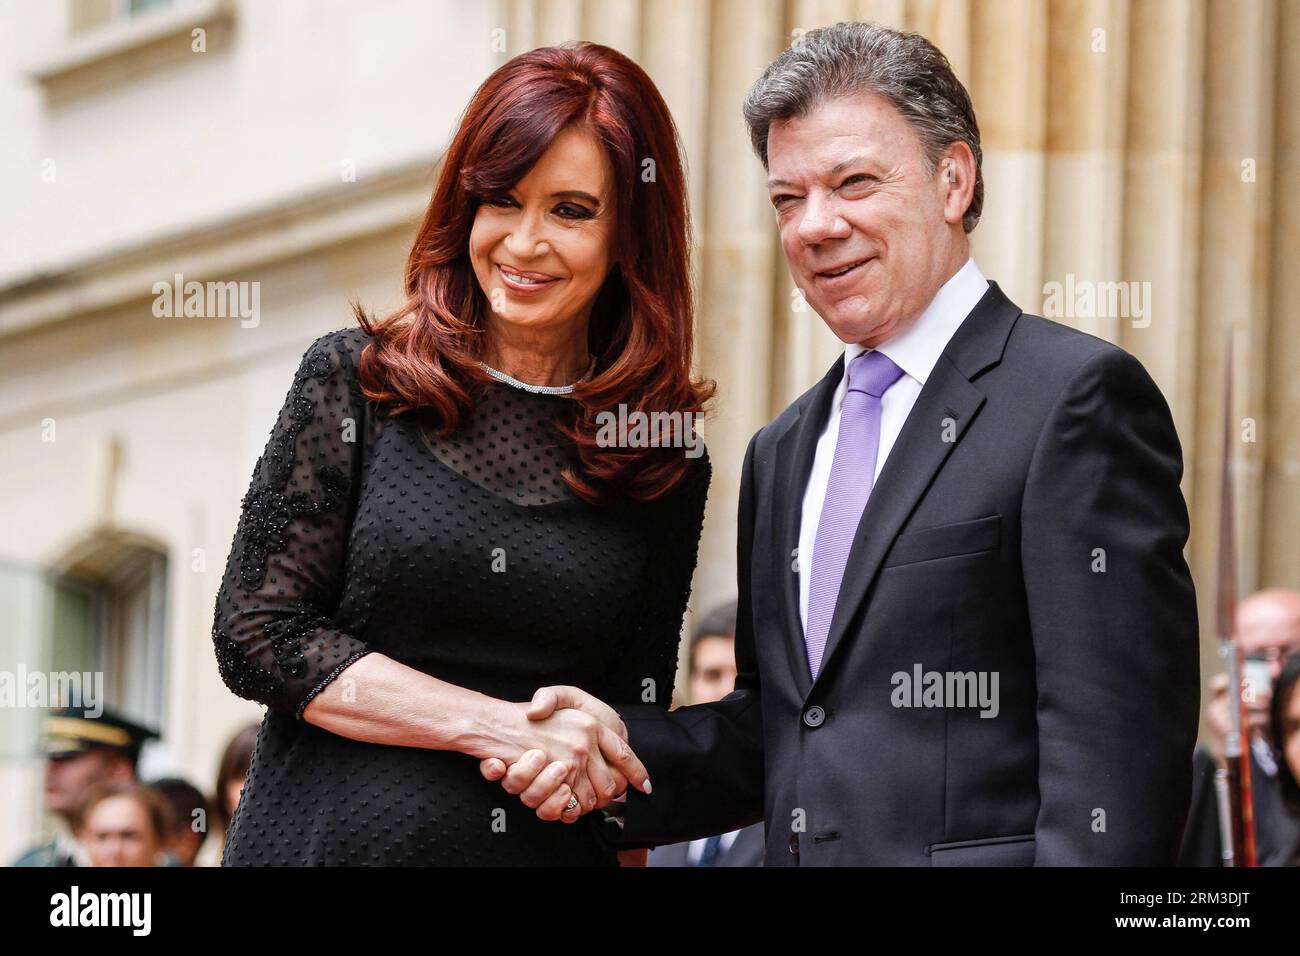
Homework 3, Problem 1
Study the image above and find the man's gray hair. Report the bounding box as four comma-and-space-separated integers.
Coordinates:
742, 21, 984, 233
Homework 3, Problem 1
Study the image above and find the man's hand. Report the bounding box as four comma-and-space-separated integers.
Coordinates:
479, 686, 652, 821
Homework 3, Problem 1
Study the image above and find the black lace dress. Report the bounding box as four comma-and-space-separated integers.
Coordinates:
212, 327, 709, 865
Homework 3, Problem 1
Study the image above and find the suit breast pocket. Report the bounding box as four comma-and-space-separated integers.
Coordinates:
882, 514, 1001, 569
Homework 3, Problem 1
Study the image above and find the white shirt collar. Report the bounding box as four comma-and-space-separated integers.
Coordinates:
842, 256, 989, 387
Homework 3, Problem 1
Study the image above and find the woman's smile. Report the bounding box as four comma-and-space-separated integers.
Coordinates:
497, 262, 562, 294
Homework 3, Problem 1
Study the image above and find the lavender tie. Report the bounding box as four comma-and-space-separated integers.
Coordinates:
805, 349, 905, 680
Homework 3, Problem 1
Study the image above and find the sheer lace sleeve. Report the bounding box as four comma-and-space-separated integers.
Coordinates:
211, 329, 375, 720
606, 448, 711, 709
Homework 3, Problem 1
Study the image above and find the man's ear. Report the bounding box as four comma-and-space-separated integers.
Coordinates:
939, 141, 976, 227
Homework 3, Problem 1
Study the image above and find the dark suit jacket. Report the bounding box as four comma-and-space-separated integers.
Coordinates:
646, 822, 766, 867
614, 281, 1201, 865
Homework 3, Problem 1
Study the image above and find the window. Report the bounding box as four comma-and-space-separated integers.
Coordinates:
0, 539, 169, 760
32, 0, 235, 105
95, 549, 169, 728
70, 0, 179, 35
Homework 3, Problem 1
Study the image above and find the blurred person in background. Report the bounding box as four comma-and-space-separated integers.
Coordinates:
1266, 653, 1300, 865
686, 601, 740, 707
1180, 588, 1300, 865
648, 600, 764, 867
73, 780, 172, 868
210, 723, 258, 865
10, 706, 158, 867
152, 777, 213, 866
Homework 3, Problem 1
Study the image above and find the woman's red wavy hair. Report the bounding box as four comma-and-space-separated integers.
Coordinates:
353, 41, 714, 505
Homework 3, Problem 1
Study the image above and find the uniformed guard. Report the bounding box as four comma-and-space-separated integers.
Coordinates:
10, 706, 160, 867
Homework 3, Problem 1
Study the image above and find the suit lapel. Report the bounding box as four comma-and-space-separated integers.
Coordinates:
772, 356, 844, 700
810, 281, 1023, 692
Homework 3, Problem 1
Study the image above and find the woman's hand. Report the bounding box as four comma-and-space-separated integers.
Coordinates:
490, 748, 591, 822
478, 696, 648, 822
477, 687, 650, 822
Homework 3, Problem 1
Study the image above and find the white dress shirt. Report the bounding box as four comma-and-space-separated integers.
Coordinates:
797, 257, 990, 635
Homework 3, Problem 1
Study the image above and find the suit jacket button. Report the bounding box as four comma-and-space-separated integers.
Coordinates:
803, 705, 825, 728
788, 833, 799, 854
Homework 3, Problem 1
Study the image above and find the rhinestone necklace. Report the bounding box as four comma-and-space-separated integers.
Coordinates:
479, 362, 577, 395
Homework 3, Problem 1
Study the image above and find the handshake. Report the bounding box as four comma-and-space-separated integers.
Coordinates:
477, 685, 652, 824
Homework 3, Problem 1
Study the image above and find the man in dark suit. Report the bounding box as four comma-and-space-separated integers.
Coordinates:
483, 21, 1201, 866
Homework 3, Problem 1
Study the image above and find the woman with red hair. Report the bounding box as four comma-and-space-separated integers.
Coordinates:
212, 41, 712, 866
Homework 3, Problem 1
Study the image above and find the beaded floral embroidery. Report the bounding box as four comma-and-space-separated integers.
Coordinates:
212, 334, 361, 706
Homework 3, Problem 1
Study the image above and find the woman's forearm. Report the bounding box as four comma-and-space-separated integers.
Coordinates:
301, 652, 524, 762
